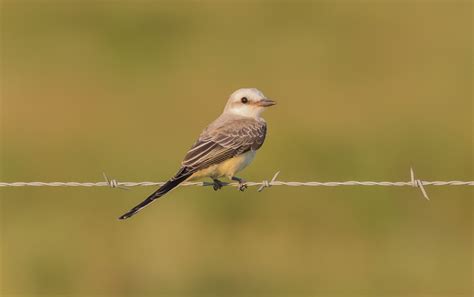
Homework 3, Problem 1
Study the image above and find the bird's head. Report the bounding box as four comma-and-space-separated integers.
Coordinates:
223, 88, 276, 118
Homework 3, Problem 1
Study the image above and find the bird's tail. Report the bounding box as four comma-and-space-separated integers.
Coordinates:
118, 168, 192, 220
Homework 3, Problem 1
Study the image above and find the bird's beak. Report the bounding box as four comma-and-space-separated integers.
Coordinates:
258, 98, 276, 107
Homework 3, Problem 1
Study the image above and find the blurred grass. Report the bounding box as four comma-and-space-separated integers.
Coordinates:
0, 1, 472, 297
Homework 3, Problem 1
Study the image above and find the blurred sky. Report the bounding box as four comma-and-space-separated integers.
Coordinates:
1, 1, 472, 297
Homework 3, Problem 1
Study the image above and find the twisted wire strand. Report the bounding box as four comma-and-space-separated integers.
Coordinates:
1, 180, 473, 188
0, 169, 472, 201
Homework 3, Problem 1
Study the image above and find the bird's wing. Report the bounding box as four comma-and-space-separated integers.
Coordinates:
181, 117, 267, 171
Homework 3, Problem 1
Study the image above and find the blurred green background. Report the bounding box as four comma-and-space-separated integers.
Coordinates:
1, 1, 472, 296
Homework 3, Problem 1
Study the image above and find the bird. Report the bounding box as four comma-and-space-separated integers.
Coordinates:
118, 88, 276, 220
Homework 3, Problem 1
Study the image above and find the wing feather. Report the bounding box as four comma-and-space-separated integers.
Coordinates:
181, 117, 267, 171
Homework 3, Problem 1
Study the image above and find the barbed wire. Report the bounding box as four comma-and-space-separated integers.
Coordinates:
0, 169, 473, 200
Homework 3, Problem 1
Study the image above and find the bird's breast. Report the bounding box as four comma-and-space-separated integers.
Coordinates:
189, 150, 256, 180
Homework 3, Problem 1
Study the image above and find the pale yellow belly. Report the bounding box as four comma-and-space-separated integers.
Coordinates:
188, 150, 256, 181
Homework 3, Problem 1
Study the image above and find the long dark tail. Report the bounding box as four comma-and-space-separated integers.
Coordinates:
118, 168, 192, 220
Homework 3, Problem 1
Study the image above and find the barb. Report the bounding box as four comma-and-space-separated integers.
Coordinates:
102, 172, 129, 190
257, 171, 280, 192
410, 167, 429, 200
1, 169, 473, 200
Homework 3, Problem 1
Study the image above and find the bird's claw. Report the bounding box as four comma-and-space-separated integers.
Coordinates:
231, 176, 247, 192
212, 179, 226, 191
238, 182, 248, 192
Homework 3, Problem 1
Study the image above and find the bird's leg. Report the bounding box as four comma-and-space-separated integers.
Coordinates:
232, 176, 247, 192
212, 178, 227, 191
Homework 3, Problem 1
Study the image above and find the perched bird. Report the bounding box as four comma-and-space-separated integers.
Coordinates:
118, 88, 276, 220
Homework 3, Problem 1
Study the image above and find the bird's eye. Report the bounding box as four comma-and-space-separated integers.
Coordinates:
241, 97, 248, 104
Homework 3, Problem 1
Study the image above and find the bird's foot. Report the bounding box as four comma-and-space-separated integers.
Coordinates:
232, 176, 247, 192
238, 182, 248, 192
212, 179, 227, 191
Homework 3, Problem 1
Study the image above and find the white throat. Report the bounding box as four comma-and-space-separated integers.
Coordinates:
224, 105, 263, 119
